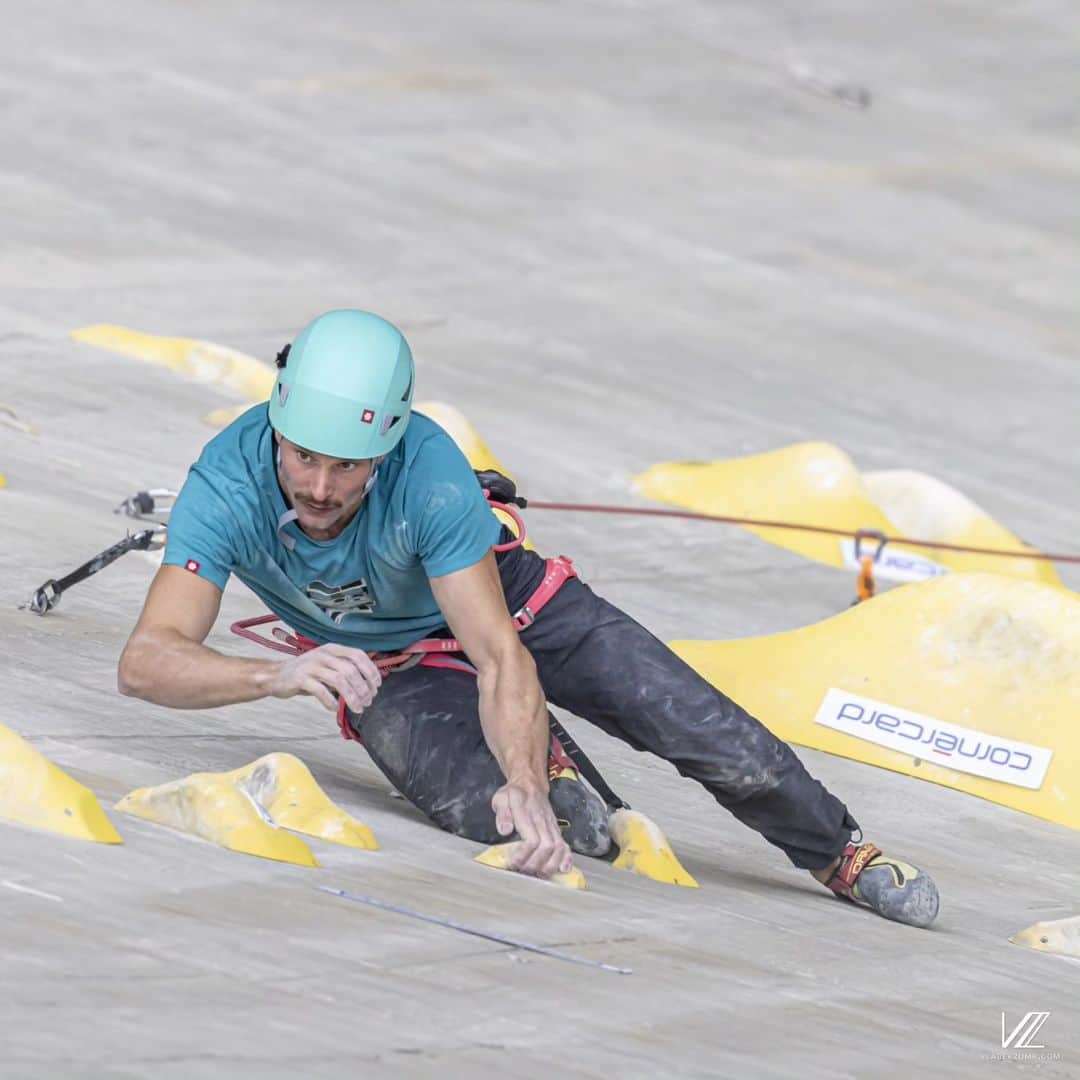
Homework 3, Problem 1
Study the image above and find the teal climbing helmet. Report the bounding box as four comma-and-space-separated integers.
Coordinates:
268, 309, 414, 460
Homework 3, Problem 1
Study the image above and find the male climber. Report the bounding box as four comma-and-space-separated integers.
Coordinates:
118, 309, 940, 927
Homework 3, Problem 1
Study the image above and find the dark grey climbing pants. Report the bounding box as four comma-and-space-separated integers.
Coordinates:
350, 553, 857, 871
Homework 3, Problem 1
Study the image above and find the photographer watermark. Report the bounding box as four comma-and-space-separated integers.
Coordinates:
982, 1011, 1061, 1063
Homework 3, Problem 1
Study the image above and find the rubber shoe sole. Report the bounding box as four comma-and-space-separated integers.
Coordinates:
852, 856, 940, 929
549, 774, 612, 858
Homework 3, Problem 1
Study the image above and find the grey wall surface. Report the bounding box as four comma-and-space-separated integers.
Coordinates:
1, 3, 1078, 1078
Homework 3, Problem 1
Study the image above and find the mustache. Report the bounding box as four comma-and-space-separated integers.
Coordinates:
297, 495, 343, 510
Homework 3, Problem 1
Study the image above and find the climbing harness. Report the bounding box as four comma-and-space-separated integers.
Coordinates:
231, 553, 579, 743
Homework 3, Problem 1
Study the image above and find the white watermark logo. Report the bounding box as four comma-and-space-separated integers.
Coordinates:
1001, 1012, 1050, 1049
983, 1011, 1061, 1064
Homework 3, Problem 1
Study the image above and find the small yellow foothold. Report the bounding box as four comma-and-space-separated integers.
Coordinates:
608, 809, 699, 888
0, 471, 6, 488
474, 842, 588, 890
117, 773, 317, 866
246, 752, 378, 851
1010, 915, 1080, 958
116, 752, 379, 865
0, 724, 123, 844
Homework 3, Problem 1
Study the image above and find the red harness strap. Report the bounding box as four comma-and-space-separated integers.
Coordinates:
230, 556, 579, 743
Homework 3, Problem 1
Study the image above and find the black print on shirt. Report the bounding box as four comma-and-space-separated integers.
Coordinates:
305, 578, 376, 622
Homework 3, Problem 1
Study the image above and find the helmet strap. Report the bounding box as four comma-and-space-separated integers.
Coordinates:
276, 509, 299, 551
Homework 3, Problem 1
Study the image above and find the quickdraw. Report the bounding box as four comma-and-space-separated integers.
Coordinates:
852, 529, 889, 605
21, 527, 167, 615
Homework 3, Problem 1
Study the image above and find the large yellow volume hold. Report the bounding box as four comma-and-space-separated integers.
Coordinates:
635, 442, 1059, 586
116, 752, 377, 866
671, 572, 1080, 832
0, 724, 123, 844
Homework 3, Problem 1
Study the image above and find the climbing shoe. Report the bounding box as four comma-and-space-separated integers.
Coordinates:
825, 841, 939, 928
548, 768, 612, 858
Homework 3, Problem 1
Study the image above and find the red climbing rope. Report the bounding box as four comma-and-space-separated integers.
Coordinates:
525, 501, 1080, 565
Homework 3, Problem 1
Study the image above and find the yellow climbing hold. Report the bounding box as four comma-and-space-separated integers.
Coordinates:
635, 442, 1059, 586
0, 471, 6, 489
863, 468, 1058, 583
250, 752, 378, 851
116, 752, 377, 866
71, 325, 275, 402
1010, 915, 1080, 959
474, 842, 588, 890
671, 572, 1080, 831
609, 809, 699, 888
0, 724, 123, 844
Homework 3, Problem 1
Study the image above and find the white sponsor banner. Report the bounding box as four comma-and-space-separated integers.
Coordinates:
839, 540, 948, 583
814, 689, 1052, 790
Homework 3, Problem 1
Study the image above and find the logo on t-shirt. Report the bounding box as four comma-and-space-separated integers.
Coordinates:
306, 577, 376, 622
184, 559, 201, 573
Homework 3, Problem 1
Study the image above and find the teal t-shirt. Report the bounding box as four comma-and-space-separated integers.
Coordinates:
163, 404, 501, 652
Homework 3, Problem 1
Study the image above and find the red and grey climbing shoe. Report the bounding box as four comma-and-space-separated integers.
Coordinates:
825, 842, 940, 928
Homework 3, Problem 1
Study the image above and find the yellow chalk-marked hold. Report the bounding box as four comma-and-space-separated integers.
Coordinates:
635, 442, 1059, 585
863, 468, 1057, 583
1010, 915, 1080, 959
474, 842, 588, 890
609, 809, 699, 888
671, 573, 1080, 831
116, 752, 377, 866
0, 724, 123, 844
0, 471, 6, 488
71, 325, 275, 402
251, 752, 378, 851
